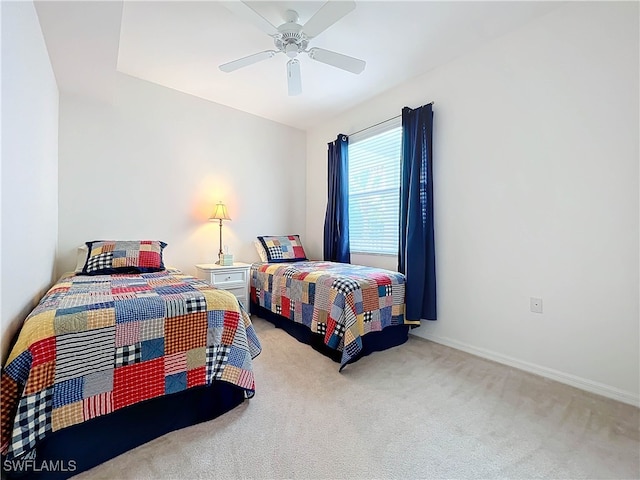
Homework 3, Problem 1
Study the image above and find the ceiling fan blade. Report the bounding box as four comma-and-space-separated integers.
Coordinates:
302, 0, 355, 39
307, 47, 365, 74
222, 1, 279, 36
287, 59, 302, 96
219, 50, 277, 73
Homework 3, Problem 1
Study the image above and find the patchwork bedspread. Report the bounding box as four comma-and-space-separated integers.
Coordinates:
1, 269, 261, 460
250, 261, 418, 368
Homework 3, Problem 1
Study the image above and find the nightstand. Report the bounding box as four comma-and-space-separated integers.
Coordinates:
195, 262, 251, 306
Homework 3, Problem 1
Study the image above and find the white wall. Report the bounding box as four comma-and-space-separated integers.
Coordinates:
306, 2, 639, 405
1, 1, 59, 361
58, 74, 306, 277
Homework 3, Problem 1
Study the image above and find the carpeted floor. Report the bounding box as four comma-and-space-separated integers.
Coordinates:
76, 316, 640, 480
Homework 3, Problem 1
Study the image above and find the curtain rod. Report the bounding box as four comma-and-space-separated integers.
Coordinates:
347, 101, 434, 137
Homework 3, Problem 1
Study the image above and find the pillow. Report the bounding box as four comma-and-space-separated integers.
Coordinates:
81, 240, 167, 275
74, 244, 89, 273
254, 239, 268, 262
257, 235, 307, 263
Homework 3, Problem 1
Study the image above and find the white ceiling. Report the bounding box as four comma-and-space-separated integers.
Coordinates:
35, 1, 562, 130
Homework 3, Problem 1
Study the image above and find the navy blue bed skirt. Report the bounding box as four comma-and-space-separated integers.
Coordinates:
250, 301, 410, 368
2, 382, 246, 480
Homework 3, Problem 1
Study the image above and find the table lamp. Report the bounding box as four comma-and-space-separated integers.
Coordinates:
209, 202, 231, 264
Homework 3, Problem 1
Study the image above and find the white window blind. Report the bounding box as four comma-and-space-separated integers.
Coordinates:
348, 118, 402, 255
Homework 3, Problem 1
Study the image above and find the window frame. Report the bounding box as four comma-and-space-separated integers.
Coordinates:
347, 117, 402, 257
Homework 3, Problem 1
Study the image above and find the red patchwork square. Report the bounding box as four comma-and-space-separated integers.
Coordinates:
223, 311, 239, 329
371, 273, 392, 286
282, 296, 291, 318
293, 246, 305, 257
222, 311, 239, 345
115, 322, 140, 347
238, 369, 254, 390
83, 392, 114, 420
362, 285, 380, 312
31, 336, 56, 366
164, 352, 187, 375
138, 251, 161, 268
113, 358, 164, 409
112, 285, 151, 294
187, 366, 206, 388
325, 318, 337, 343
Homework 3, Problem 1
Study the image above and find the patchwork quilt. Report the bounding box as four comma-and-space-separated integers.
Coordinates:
1, 269, 261, 460
250, 261, 418, 368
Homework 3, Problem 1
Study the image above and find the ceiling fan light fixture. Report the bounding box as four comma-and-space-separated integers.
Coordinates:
285, 43, 299, 58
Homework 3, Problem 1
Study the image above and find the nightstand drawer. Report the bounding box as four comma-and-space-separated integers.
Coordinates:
212, 271, 246, 285
225, 286, 246, 298
195, 263, 251, 306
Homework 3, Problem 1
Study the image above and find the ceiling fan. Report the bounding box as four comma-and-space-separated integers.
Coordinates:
219, 1, 366, 96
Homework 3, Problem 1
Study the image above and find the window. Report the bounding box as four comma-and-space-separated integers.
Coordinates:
348, 118, 402, 255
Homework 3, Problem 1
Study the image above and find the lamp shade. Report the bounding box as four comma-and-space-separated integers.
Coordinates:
209, 202, 231, 222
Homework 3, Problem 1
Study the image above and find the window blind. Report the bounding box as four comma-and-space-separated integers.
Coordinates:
348, 119, 402, 255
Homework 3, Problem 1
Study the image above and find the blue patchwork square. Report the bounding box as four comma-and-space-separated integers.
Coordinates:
165, 372, 187, 394
302, 303, 314, 327
115, 297, 165, 323
344, 336, 362, 359
227, 345, 248, 369
332, 293, 345, 309
141, 338, 164, 361
53, 377, 84, 408
55, 305, 88, 317
354, 300, 364, 315
352, 289, 363, 314
391, 313, 405, 326
264, 292, 272, 310
378, 285, 392, 297
207, 310, 224, 329
380, 306, 392, 328
87, 301, 115, 311
308, 283, 315, 304
4, 351, 32, 383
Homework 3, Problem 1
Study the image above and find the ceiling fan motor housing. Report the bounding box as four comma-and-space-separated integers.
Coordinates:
274, 11, 308, 58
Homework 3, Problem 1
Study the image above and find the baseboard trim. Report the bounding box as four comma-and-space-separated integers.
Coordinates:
411, 332, 640, 408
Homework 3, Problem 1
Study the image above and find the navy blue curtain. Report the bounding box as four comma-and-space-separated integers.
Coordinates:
323, 134, 350, 263
398, 104, 436, 321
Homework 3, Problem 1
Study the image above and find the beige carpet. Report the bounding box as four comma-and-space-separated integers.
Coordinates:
75, 316, 639, 480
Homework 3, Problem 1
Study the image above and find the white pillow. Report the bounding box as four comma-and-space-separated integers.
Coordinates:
74, 244, 89, 272
253, 239, 268, 262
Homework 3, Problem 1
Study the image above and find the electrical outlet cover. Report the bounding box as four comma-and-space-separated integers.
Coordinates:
530, 297, 543, 313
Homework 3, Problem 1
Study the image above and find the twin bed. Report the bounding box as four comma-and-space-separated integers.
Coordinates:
1, 237, 416, 479
250, 235, 419, 369
1, 241, 261, 479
